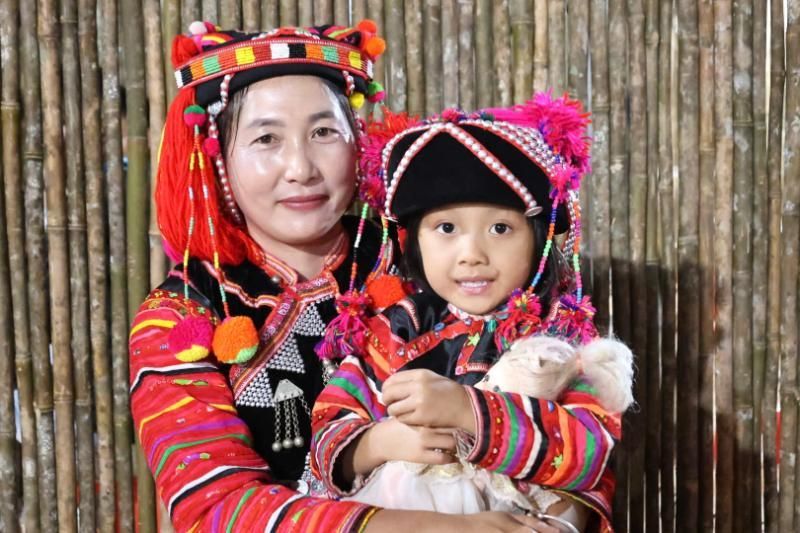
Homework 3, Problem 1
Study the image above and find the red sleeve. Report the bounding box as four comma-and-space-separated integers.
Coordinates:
130, 289, 376, 532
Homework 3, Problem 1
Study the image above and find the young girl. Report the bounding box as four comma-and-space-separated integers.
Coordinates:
310, 94, 632, 532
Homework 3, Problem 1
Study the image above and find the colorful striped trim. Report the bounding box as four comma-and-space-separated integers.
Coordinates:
175, 38, 374, 90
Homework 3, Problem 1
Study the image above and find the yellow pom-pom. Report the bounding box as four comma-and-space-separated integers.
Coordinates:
349, 92, 366, 110
212, 316, 259, 364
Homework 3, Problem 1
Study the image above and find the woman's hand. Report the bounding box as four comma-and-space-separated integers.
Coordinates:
364, 510, 561, 533
382, 369, 477, 432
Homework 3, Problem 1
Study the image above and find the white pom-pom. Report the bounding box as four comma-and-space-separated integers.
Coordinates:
189, 21, 208, 36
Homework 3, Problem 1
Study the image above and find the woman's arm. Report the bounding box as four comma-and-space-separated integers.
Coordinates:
130, 290, 375, 532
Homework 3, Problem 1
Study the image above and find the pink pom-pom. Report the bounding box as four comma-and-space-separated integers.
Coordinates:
484, 91, 592, 177
169, 315, 214, 362
546, 294, 598, 345
183, 104, 207, 128
367, 90, 385, 103
202, 137, 221, 157
315, 292, 372, 360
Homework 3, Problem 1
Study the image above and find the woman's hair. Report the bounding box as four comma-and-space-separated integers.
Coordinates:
216, 77, 358, 154
401, 211, 569, 307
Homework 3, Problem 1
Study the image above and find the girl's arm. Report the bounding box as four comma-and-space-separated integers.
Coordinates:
460, 383, 619, 490
130, 289, 375, 532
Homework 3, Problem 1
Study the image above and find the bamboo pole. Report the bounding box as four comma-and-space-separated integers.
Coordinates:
625, 0, 647, 528
243, 0, 260, 31
99, 0, 134, 528
657, 0, 675, 530
509, 0, 533, 104
314, 0, 333, 24
608, 1, 630, 528
533, 0, 548, 93
299, 0, 313, 27
731, 1, 755, 529
588, 0, 610, 334
423, 0, 442, 115
644, 1, 661, 525
547, 0, 565, 92
39, 0, 79, 529
121, 0, 154, 529
77, 0, 116, 527
181, 0, 201, 31
0, 165, 19, 533
162, 0, 180, 106
60, 0, 96, 528
219, 0, 241, 30
491, 0, 511, 106
713, 1, 735, 531
203, 0, 218, 27
384, 0, 407, 111
763, 0, 785, 529
442, 0, 459, 107
404, 0, 424, 115
751, 0, 768, 526
0, 11, 21, 527
779, 4, 800, 529
280, 0, 298, 26
676, 0, 701, 528
144, 0, 167, 289
457, 0, 475, 110
261, 0, 278, 28
352, 0, 366, 22
474, 0, 492, 108
1, 0, 37, 529
569, 0, 591, 258
696, 0, 716, 530
334, 0, 347, 24
21, 0, 56, 528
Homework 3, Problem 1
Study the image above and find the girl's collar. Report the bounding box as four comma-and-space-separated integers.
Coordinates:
446, 301, 506, 322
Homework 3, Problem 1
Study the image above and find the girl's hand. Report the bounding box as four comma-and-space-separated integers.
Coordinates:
382, 369, 476, 431
373, 417, 457, 465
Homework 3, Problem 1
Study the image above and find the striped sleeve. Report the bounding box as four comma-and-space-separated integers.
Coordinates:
130, 290, 376, 532
310, 355, 388, 496
462, 382, 620, 492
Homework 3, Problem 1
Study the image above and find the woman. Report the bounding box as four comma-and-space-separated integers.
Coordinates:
129, 20, 555, 532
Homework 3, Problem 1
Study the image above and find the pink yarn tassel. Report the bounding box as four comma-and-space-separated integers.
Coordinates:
547, 294, 598, 345
315, 292, 372, 360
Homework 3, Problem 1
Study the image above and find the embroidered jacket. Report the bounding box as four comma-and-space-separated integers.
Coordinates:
311, 292, 619, 533
129, 217, 390, 532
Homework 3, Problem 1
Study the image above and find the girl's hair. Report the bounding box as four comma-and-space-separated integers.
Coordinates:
401, 212, 569, 308
216, 77, 358, 155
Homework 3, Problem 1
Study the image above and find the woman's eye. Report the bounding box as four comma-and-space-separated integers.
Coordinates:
490, 223, 510, 235
435, 222, 456, 234
313, 127, 339, 139
254, 133, 277, 145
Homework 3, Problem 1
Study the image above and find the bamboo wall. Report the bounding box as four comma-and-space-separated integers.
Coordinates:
0, 0, 797, 531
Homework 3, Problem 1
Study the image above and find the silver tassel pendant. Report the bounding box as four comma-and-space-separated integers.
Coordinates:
271, 379, 310, 452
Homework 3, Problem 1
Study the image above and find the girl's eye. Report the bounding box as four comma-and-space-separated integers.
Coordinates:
435, 222, 456, 234
490, 223, 510, 235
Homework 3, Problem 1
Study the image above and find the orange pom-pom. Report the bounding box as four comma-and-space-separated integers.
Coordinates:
357, 19, 378, 34
212, 316, 259, 364
365, 274, 407, 310
364, 36, 386, 58
172, 34, 201, 68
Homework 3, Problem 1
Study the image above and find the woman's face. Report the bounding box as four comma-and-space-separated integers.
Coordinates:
225, 75, 357, 250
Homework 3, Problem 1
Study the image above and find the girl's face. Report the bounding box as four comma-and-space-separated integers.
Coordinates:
417, 203, 535, 315
226, 75, 357, 251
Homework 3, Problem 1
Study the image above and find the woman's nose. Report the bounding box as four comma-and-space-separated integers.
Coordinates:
282, 140, 320, 184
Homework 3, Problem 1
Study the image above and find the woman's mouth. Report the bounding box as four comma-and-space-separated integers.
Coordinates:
279, 194, 328, 211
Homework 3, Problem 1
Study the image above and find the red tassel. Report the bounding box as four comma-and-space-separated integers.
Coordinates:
494, 288, 542, 351
546, 294, 598, 345
315, 292, 372, 360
